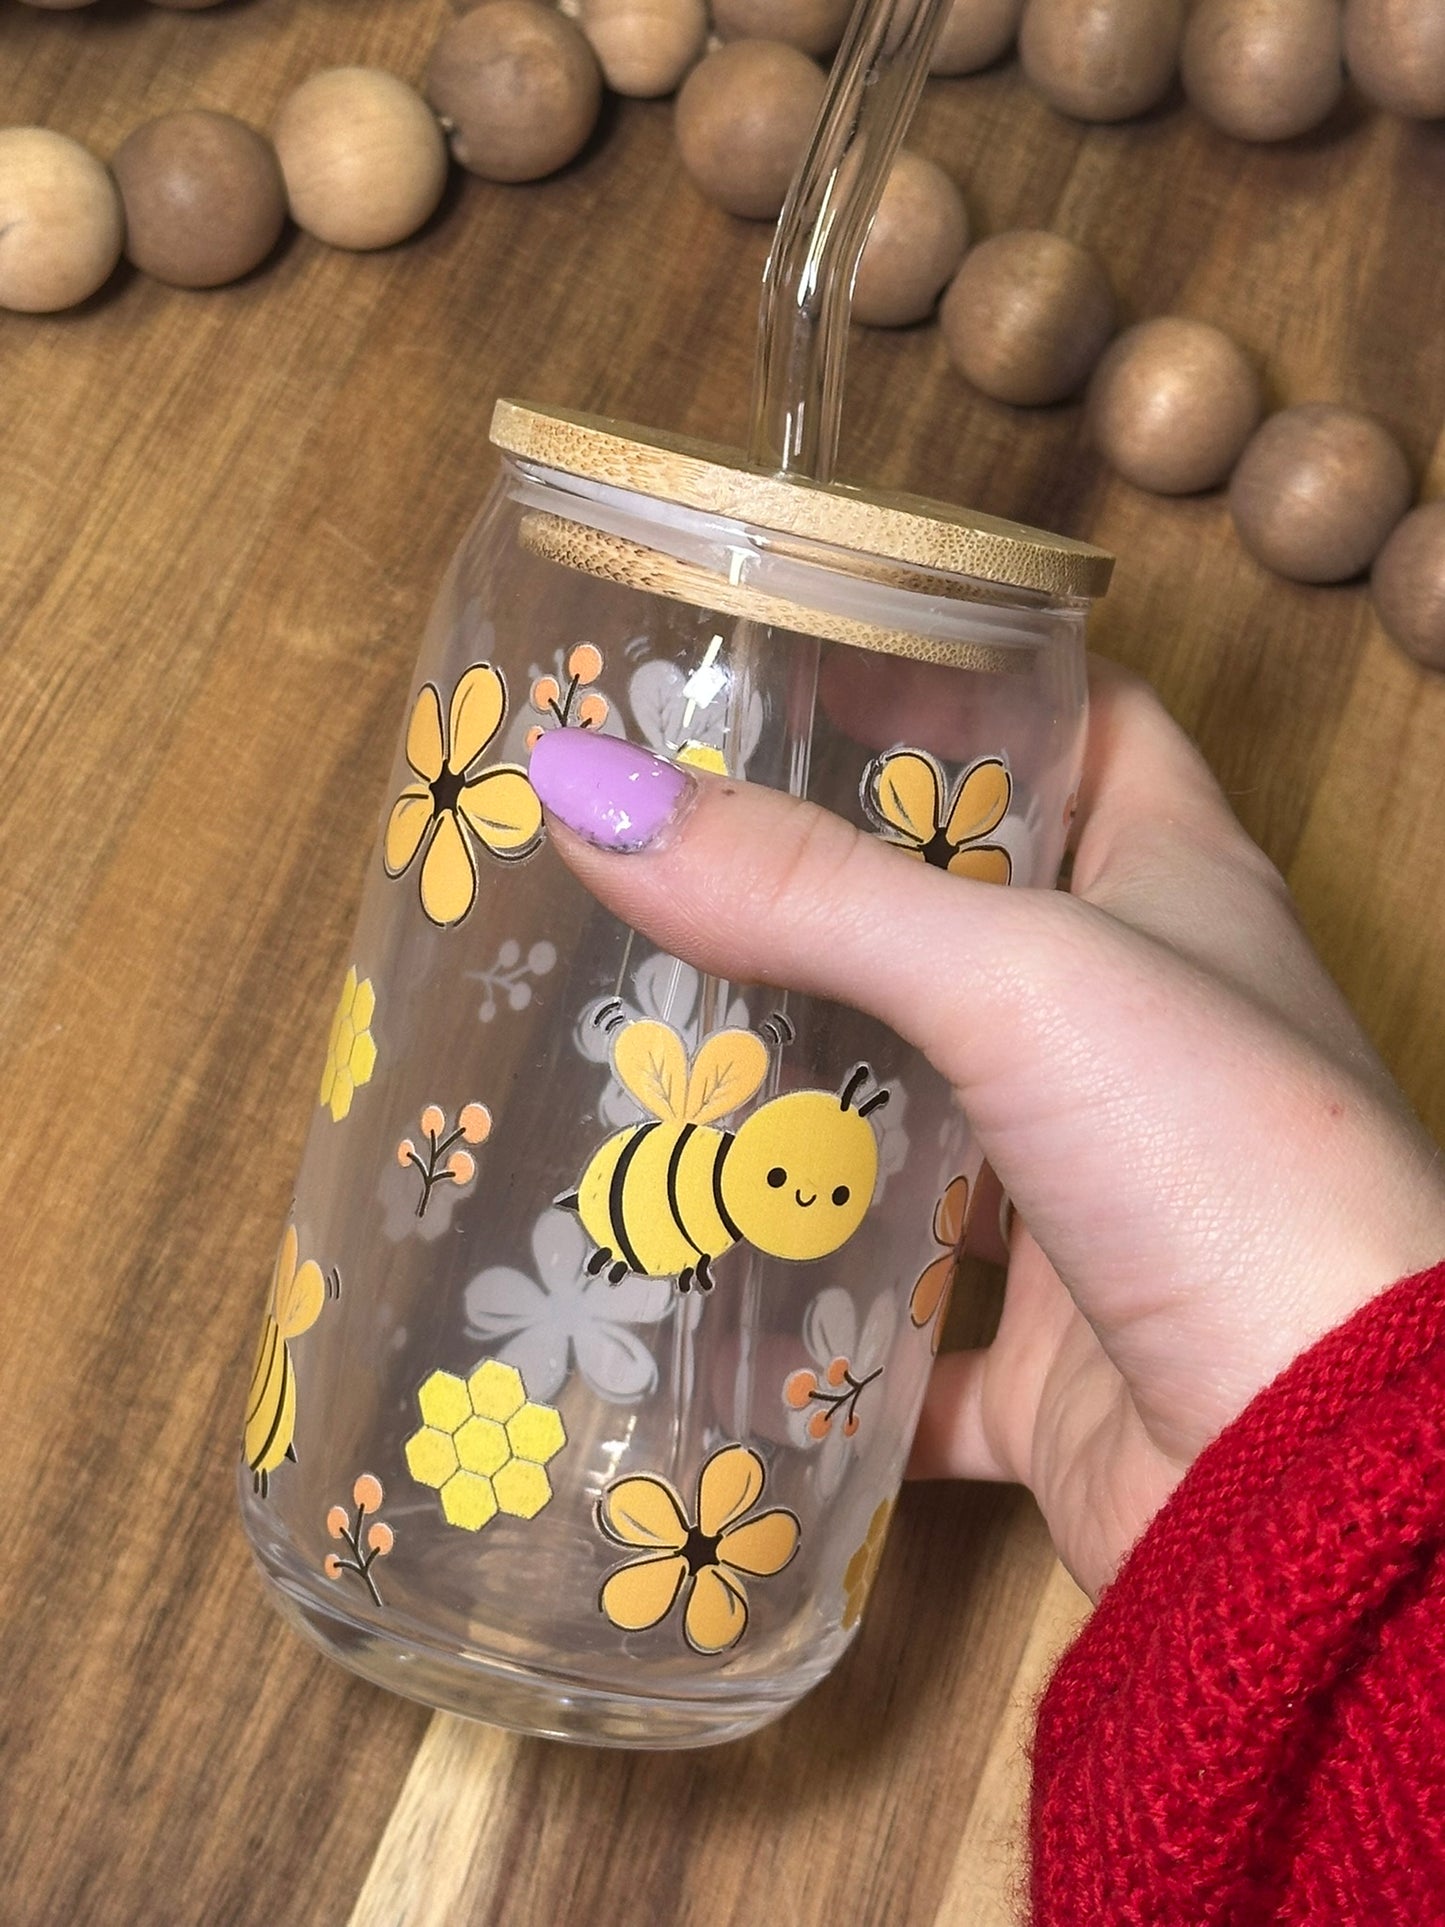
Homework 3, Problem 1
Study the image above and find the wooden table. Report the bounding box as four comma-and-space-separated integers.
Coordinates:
5, 6, 1444, 1921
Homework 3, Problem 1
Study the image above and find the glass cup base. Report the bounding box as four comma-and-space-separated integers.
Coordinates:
254, 1554, 819, 1750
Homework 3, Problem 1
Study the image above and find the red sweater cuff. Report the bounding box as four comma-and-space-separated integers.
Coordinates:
1030, 1259, 1445, 1925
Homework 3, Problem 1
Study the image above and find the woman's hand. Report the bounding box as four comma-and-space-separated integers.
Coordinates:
528, 664, 1445, 1599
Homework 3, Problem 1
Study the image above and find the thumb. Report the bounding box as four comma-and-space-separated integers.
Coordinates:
526, 727, 1086, 1110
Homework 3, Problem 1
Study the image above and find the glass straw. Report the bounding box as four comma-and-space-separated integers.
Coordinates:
751, 0, 956, 483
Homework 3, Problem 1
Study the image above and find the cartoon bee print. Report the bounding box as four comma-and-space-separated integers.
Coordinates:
244, 1224, 338, 1496
862, 748, 1013, 883
559, 1013, 890, 1293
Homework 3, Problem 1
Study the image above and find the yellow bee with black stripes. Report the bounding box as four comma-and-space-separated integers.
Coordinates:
244, 1223, 338, 1496
560, 1013, 889, 1293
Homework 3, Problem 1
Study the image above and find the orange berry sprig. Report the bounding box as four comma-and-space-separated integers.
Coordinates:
396, 1101, 492, 1218
784, 1354, 883, 1440
324, 1473, 395, 1607
525, 642, 609, 751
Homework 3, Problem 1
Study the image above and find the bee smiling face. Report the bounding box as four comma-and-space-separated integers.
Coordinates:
724, 1090, 879, 1262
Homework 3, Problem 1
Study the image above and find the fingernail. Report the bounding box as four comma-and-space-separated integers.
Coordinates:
528, 729, 696, 852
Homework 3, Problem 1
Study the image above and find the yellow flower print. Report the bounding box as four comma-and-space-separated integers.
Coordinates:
403, 1358, 566, 1532
862, 748, 1013, 883
841, 1497, 895, 1631
910, 1174, 971, 1354
319, 966, 377, 1122
384, 663, 543, 928
597, 1443, 800, 1655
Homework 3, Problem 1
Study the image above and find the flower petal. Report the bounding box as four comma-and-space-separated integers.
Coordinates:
531, 1205, 592, 1290
803, 1286, 857, 1367
866, 749, 943, 848
495, 1323, 569, 1402
947, 844, 1012, 886
933, 1174, 970, 1248
599, 1474, 689, 1550
717, 1506, 799, 1578
449, 664, 507, 774
684, 1564, 749, 1654
419, 810, 478, 927
406, 684, 446, 783
465, 1265, 550, 1330
591, 1272, 674, 1325
574, 1322, 659, 1403
944, 757, 1011, 844
910, 1254, 953, 1332
384, 787, 435, 878
457, 767, 543, 860
858, 1291, 897, 1373
696, 1444, 766, 1538
600, 1553, 688, 1632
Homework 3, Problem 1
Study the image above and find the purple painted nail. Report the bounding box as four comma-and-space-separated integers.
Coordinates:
528, 729, 696, 852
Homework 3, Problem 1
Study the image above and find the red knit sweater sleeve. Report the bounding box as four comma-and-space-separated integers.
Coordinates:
1029, 1258, 1445, 1924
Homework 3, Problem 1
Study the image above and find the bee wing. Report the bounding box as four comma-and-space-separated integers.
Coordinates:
612, 1020, 689, 1121
277, 1257, 327, 1340
865, 749, 944, 847
683, 1029, 769, 1125
943, 757, 1011, 847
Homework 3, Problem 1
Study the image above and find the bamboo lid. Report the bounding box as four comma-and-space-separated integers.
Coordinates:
490, 398, 1113, 601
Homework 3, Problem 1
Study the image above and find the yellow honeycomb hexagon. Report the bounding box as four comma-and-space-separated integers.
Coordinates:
406, 1356, 567, 1533
319, 964, 378, 1122
468, 1360, 526, 1422
454, 1415, 509, 1477
418, 1370, 471, 1432
440, 1471, 498, 1531
493, 1458, 552, 1520
506, 1403, 565, 1466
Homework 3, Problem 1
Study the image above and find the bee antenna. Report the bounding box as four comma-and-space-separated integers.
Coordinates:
760, 1011, 795, 1049
858, 1088, 890, 1119
592, 997, 625, 1031
327, 1268, 342, 1300
840, 1064, 870, 1112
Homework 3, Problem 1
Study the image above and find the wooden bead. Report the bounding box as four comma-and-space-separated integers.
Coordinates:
939, 229, 1115, 405
1183, 0, 1343, 142
675, 42, 827, 220
710, 0, 853, 58
1228, 404, 1413, 583
0, 128, 123, 313
1019, 0, 1184, 121
579, 0, 707, 97
112, 111, 286, 289
931, 0, 1024, 75
1343, 0, 1445, 119
1087, 317, 1262, 494
273, 69, 447, 251
853, 152, 969, 328
1370, 503, 1445, 669
425, 2, 602, 182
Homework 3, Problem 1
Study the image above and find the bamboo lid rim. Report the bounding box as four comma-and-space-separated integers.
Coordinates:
490, 399, 1113, 601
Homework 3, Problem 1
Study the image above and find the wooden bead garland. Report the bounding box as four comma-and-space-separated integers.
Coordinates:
852, 151, 968, 328
674, 41, 827, 220
0, 127, 123, 312
1228, 404, 1414, 585
112, 110, 286, 288
6, 0, 1445, 670
939, 229, 1115, 405
273, 68, 448, 252
1371, 505, 1445, 670
1087, 318, 1262, 495
1181, 0, 1344, 144
425, 2, 602, 183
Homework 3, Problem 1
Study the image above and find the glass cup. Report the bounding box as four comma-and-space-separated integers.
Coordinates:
237, 401, 1110, 1747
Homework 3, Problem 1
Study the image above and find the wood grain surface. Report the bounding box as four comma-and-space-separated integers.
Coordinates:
3, 6, 1443, 1924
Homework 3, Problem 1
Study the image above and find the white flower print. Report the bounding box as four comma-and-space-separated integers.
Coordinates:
465, 1207, 680, 1403
628, 653, 764, 777
577, 951, 751, 1129
785, 1286, 897, 1498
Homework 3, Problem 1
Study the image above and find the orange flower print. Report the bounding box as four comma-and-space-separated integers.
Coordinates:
841, 1497, 894, 1631
597, 1443, 800, 1655
863, 749, 1013, 883
910, 1175, 971, 1353
384, 663, 543, 927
